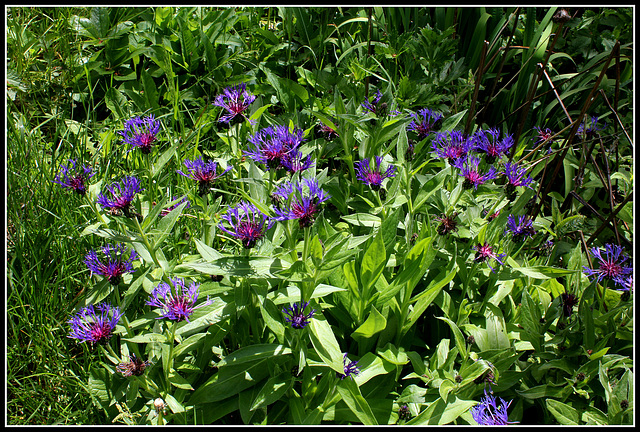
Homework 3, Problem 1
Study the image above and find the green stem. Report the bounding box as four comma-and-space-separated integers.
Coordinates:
164, 320, 178, 392
133, 216, 171, 285
375, 188, 387, 219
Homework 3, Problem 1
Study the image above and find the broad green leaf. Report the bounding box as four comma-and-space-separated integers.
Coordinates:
250, 372, 293, 411
176, 256, 292, 278
336, 376, 379, 425
439, 397, 477, 425
361, 231, 387, 295
193, 238, 224, 262
546, 399, 580, 425
152, 201, 188, 248
309, 315, 345, 375
437, 316, 468, 361
218, 344, 291, 367
122, 333, 167, 344
352, 305, 386, 341
341, 213, 382, 227
168, 370, 194, 390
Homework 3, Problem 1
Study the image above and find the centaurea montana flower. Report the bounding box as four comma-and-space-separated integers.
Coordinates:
85, 243, 138, 285
116, 353, 152, 377
245, 125, 305, 170
160, 196, 191, 217
407, 108, 443, 140
146, 278, 212, 323
177, 157, 232, 196
272, 178, 331, 228
67, 302, 123, 344
280, 149, 315, 174
212, 82, 256, 125
317, 121, 339, 141
473, 242, 506, 273
431, 130, 472, 165
97, 175, 143, 216
578, 115, 606, 139
354, 156, 397, 190
282, 301, 316, 329
218, 201, 274, 249
118, 115, 161, 154
52, 159, 95, 196
453, 155, 498, 190
503, 162, 534, 201
338, 353, 360, 380
583, 243, 633, 289
505, 214, 536, 242
362, 89, 385, 115
471, 389, 517, 425
533, 126, 555, 145
471, 128, 513, 163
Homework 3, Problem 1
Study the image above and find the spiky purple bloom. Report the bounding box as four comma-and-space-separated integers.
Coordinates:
362, 90, 384, 114
281, 150, 315, 174
472, 128, 513, 163
431, 131, 473, 164
97, 175, 143, 215
615, 274, 632, 293
85, 243, 138, 285
453, 155, 498, 190
583, 244, 633, 288
533, 126, 555, 145
52, 159, 95, 196
212, 82, 256, 124
354, 156, 397, 190
506, 214, 536, 242
160, 196, 191, 217
245, 125, 305, 170
218, 201, 274, 249
471, 389, 517, 425
474, 242, 506, 273
67, 302, 123, 344
282, 301, 316, 329
503, 162, 534, 201
118, 115, 161, 154
272, 178, 330, 228
407, 108, 443, 140
317, 121, 339, 140
578, 115, 606, 139
146, 278, 212, 323
177, 157, 232, 196
338, 353, 360, 380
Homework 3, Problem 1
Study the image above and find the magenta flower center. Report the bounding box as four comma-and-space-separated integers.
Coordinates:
90, 322, 114, 341
167, 297, 192, 321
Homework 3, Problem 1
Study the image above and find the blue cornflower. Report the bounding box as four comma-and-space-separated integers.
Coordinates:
97, 175, 143, 216
272, 178, 331, 228
431, 130, 473, 164
212, 82, 256, 125
218, 201, 274, 249
354, 156, 397, 190
146, 278, 212, 323
533, 126, 555, 145
583, 244, 633, 288
615, 274, 633, 293
503, 161, 534, 201
471, 128, 513, 163
473, 242, 506, 273
453, 155, 498, 190
160, 196, 191, 217
471, 389, 517, 425
578, 115, 606, 139
118, 115, 161, 154
338, 353, 360, 380
245, 125, 305, 170
67, 302, 123, 344
506, 214, 536, 242
362, 90, 384, 114
407, 108, 443, 140
52, 159, 95, 196
281, 150, 315, 174
177, 157, 232, 196
282, 301, 316, 329
85, 243, 138, 286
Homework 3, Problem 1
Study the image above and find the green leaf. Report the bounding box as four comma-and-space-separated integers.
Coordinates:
218, 344, 292, 367
546, 399, 580, 425
437, 316, 468, 361
152, 201, 187, 248
193, 238, 224, 262
439, 397, 477, 425
176, 256, 292, 278
250, 372, 293, 411
520, 288, 542, 352
168, 370, 194, 390
336, 376, 379, 425
361, 231, 387, 295
341, 213, 381, 227
308, 315, 345, 375
122, 333, 167, 344
352, 305, 387, 341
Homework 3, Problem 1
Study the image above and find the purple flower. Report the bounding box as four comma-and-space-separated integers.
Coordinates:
317, 121, 339, 141
146, 278, 212, 323
354, 156, 397, 190
67, 302, 123, 344
282, 301, 315, 329
583, 244, 633, 288
471, 389, 517, 425
578, 116, 606, 139
506, 214, 536, 242
245, 125, 305, 170
85, 243, 138, 286
503, 162, 534, 201
560, 293, 579, 317
453, 155, 498, 190
338, 353, 360, 380
160, 196, 191, 217
52, 159, 95, 196
118, 115, 161, 154
362, 90, 384, 114
473, 242, 506, 273
177, 157, 232, 196
407, 108, 443, 140
431, 131, 473, 164
218, 201, 274, 249
281, 150, 315, 174
212, 82, 256, 125
97, 175, 143, 216
116, 353, 152, 377
471, 128, 513, 163
272, 178, 330, 228
533, 126, 555, 145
